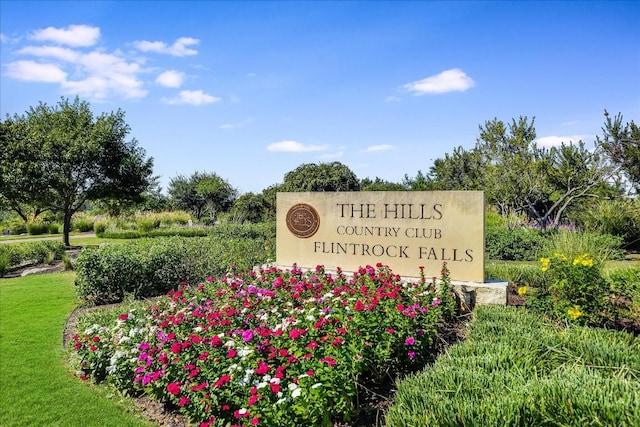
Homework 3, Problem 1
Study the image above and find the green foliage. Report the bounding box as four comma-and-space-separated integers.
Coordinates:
606, 267, 640, 325
228, 192, 271, 223
574, 198, 640, 251
385, 305, 640, 427
168, 172, 237, 220
359, 177, 406, 191
485, 261, 549, 288
71, 212, 95, 232
280, 161, 360, 192
27, 221, 49, 235
47, 223, 60, 234
101, 227, 209, 239
540, 230, 625, 264
75, 231, 275, 305
0, 97, 154, 246
537, 253, 608, 324
485, 226, 545, 261
598, 110, 640, 194
0, 240, 66, 274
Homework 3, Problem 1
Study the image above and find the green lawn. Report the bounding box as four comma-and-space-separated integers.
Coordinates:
0, 272, 152, 426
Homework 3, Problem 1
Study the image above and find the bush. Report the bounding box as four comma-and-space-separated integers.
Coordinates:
136, 216, 160, 232
8, 220, 27, 235
485, 261, 549, 288
27, 221, 49, 235
75, 233, 275, 305
574, 198, 640, 252
47, 223, 60, 234
0, 240, 66, 274
606, 267, 640, 325
93, 220, 108, 237
485, 226, 545, 261
72, 213, 95, 232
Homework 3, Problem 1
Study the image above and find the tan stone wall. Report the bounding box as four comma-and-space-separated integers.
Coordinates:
277, 191, 485, 282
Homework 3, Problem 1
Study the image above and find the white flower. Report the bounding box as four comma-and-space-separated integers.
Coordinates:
291, 387, 302, 398
311, 383, 323, 389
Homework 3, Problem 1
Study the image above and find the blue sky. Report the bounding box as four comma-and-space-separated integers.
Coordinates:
1, 1, 638, 195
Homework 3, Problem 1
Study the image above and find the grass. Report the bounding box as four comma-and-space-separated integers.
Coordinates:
385, 305, 640, 426
0, 272, 152, 426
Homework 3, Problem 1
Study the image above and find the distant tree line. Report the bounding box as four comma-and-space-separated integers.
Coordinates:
2, 96, 638, 242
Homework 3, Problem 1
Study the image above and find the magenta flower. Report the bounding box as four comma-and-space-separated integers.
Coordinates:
167, 382, 181, 396
405, 337, 415, 346
408, 351, 416, 359
242, 329, 254, 342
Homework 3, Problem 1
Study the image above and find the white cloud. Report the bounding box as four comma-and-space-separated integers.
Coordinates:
561, 120, 579, 126
133, 37, 199, 56
536, 135, 591, 148
219, 118, 253, 130
5, 60, 67, 83
164, 90, 220, 105
18, 45, 80, 62
156, 70, 184, 88
404, 68, 475, 95
267, 140, 328, 152
385, 96, 402, 103
364, 144, 394, 152
29, 25, 100, 47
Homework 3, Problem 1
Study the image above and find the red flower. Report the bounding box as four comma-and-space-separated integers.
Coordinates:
118, 313, 128, 321
250, 417, 260, 425
214, 375, 231, 389
269, 383, 280, 394
227, 348, 237, 358
306, 341, 318, 349
288, 328, 306, 340
171, 342, 181, 354
255, 361, 270, 375
179, 396, 190, 406
210, 336, 222, 347
92, 336, 100, 343
320, 356, 337, 366
167, 382, 181, 396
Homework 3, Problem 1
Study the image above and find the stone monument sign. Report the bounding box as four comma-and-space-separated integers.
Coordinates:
277, 191, 485, 282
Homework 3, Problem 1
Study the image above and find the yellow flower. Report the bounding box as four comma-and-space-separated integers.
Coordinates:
517, 286, 528, 296
572, 254, 594, 267
540, 257, 550, 272
567, 305, 583, 320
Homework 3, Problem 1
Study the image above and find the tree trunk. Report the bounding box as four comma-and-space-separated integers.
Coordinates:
63, 211, 73, 247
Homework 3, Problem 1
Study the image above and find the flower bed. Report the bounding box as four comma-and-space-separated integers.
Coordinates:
71, 263, 456, 426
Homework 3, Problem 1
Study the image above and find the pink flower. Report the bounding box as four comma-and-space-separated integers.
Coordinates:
167, 382, 181, 396
405, 337, 415, 346
179, 396, 190, 406
408, 351, 416, 359
227, 348, 237, 359
242, 329, 254, 342
288, 328, 306, 340
255, 361, 270, 375
118, 313, 128, 321
250, 417, 260, 425
320, 356, 337, 366
171, 342, 181, 354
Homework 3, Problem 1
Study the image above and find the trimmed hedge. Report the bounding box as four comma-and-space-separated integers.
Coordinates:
0, 240, 66, 276
74, 233, 275, 305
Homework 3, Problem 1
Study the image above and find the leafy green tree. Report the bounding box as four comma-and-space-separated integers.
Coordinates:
402, 170, 434, 191
229, 192, 271, 223
168, 172, 236, 221
427, 146, 485, 191
360, 177, 406, 191
597, 110, 640, 194
0, 97, 153, 246
280, 162, 360, 192
196, 174, 237, 221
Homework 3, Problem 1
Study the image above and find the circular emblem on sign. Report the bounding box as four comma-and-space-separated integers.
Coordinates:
286, 203, 320, 238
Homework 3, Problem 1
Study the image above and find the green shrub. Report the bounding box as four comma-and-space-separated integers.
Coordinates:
606, 267, 640, 324
8, 220, 27, 235
75, 232, 275, 305
136, 216, 160, 232
72, 213, 95, 232
27, 221, 49, 235
575, 198, 640, 252
93, 220, 108, 237
486, 226, 545, 261
0, 240, 66, 273
47, 223, 60, 234
386, 306, 640, 427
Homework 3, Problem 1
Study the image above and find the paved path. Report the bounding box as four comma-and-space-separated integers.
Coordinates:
0, 232, 96, 244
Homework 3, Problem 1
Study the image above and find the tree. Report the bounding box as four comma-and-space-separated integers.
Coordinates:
427, 146, 485, 191
229, 192, 271, 223
167, 172, 236, 221
402, 170, 434, 191
0, 97, 154, 246
280, 162, 360, 192
473, 116, 617, 228
196, 174, 237, 221
598, 110, 640, 194
360, 177, 406, 191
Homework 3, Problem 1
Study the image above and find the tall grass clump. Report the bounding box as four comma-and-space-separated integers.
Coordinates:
540, 230, 625, 263
385, 306, 640, 427
0, 240, 66, 275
